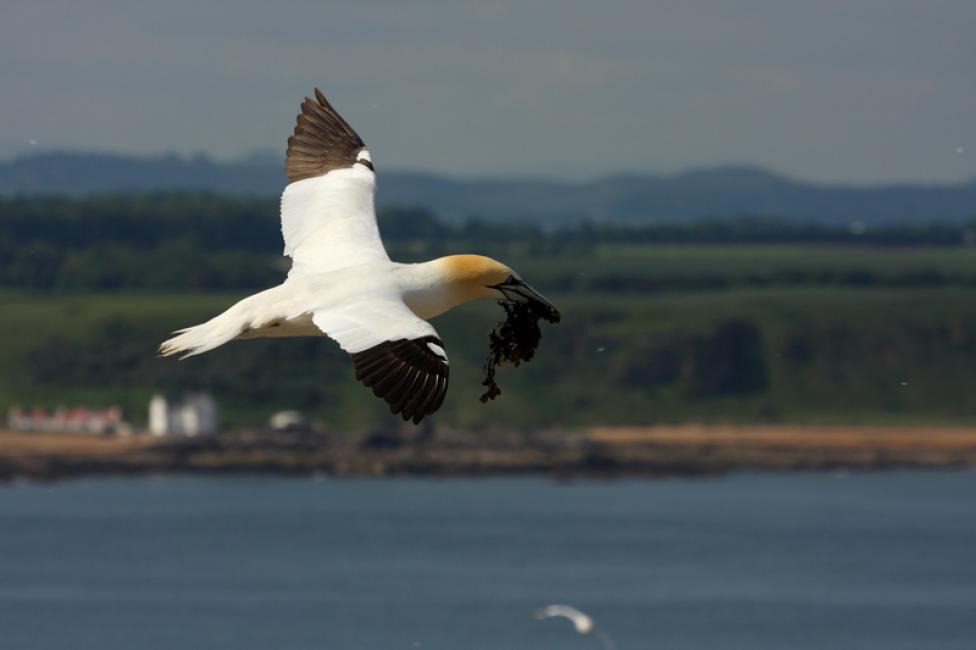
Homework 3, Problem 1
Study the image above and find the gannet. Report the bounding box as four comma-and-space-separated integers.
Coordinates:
534, 604, 594, 635
160, 88, 559, 424
534, 605, 617, 650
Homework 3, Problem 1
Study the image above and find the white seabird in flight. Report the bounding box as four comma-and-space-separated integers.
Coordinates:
535, 604, 594, 635
534, 605, 617, 650
160, 88, 559, 424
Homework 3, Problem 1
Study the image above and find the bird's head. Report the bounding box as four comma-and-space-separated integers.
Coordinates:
442, 255, 560, 320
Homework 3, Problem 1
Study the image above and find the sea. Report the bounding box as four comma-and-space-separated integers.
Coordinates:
1, 471, 974, 650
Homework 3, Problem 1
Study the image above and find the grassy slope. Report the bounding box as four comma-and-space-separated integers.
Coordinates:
3, 244, 976, 431
512, 243, 976, 290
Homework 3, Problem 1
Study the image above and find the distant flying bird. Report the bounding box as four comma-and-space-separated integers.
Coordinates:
535, 604, 594, 635
534, 604, 617, 650
160, 88, 558, 423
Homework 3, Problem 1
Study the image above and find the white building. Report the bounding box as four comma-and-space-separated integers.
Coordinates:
148, 393, 219, 437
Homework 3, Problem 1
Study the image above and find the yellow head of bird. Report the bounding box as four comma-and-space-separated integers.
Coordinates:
439, 254, 559, 319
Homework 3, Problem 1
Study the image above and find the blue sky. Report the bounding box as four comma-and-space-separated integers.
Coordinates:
2, 0, 973, 183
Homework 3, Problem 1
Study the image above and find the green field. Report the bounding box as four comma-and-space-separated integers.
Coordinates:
509, 243, 976, 291
4, 243, 976, 431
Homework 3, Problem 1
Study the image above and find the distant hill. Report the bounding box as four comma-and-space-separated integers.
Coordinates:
1, 151, 974, 225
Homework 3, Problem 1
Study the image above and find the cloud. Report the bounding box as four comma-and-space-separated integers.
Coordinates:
1, 0, 973, 183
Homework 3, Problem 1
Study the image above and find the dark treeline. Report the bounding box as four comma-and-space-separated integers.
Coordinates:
581, 219, 976, 246
3, 194, 976, 248
0, 194, 280, 252
2, 193, 976, 290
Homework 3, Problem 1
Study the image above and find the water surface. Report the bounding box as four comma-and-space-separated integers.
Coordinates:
1, 471, 974, 649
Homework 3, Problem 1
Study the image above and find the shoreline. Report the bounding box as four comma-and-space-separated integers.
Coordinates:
2, 425, 976, 483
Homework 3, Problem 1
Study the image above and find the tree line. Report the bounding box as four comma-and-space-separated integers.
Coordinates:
2, 193, 976, 290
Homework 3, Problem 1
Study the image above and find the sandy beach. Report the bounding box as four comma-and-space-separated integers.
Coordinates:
3, 424, 976, 482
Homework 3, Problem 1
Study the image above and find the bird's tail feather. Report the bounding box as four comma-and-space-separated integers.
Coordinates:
159, 301, 253, 359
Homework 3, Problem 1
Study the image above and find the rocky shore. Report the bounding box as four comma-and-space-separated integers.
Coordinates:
2, 425, 976, 483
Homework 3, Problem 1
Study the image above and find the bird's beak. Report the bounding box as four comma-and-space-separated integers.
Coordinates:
493, 277, 561, 322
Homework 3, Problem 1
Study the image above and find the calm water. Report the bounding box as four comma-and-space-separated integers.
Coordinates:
1, 472, 975, 650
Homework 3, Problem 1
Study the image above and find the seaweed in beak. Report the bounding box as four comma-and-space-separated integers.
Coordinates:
491, 276, 561, 323
480, 294, 560, 403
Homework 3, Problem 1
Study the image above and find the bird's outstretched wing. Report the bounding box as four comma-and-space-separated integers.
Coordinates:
312, 297, 450, 424
281, 88, 389, 277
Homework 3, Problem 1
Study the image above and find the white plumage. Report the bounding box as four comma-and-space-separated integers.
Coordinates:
161, 88, 558, 423
282, 164, 387, 277
534, 604, 617, 650
535, 604, 595, 635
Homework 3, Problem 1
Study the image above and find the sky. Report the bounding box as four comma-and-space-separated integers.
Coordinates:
2, 0, 973, 184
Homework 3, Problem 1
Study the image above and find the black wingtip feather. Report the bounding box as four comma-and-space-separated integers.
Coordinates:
285, 87, 368, 183
350, 337, 449, 424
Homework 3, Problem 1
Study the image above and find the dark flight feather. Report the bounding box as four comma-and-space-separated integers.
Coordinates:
285, 87, 368, 183
351, 336, 449, 424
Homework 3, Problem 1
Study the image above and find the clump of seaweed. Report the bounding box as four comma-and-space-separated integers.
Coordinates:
480, 300, 561, 402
